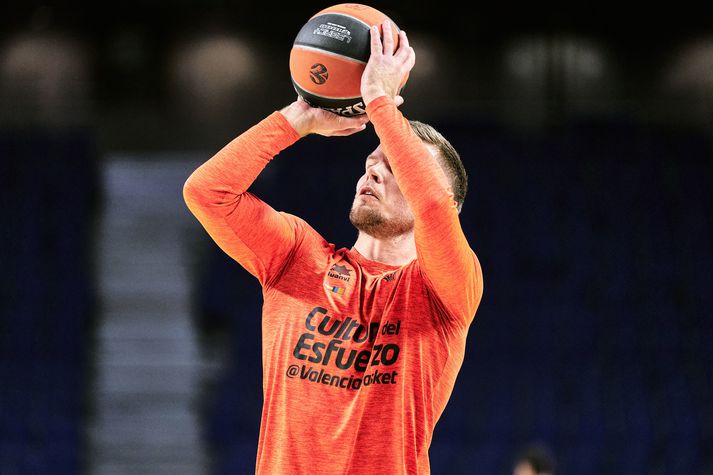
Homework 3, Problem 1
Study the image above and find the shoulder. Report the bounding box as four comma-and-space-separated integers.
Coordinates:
414, 250, 483, 329
277, 212, 326, 242
276, 211, 336, 258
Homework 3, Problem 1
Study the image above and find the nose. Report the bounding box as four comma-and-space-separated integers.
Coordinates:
366, 166, 382, 185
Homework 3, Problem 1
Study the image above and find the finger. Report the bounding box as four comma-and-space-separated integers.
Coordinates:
394, 95, 404, 107
382, 20, 394, 55
404, 46, 416, 71
330, 114, 369, 130
396, 30, 409, 55
370, 25, 382, 57
348, 114, 370, 125
395, 31, 412, 64
330, 124, 368, 136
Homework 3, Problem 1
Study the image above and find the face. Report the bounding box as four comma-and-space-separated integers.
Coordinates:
349, 143, 440, 239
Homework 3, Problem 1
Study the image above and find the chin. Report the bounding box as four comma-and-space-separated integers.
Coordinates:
349, 205, 413, 239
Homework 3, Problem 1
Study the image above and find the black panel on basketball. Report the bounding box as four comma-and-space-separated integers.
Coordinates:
292, 81, 366, 117
294, 13, 371, 63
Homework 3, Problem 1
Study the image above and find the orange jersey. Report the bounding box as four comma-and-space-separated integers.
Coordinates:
183, 95, 484, 474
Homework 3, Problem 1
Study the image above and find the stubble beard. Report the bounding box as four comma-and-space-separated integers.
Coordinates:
349, 200, 413, 239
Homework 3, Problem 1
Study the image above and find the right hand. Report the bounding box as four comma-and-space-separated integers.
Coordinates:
361, 21, 415, 107
280, 95, 403, 137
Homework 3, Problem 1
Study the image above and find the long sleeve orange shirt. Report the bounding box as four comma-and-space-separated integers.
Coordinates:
183, 95, 484, 474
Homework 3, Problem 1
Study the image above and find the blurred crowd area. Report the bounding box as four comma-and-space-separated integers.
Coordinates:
1, 2, 712, 475
0, 3, 712, 148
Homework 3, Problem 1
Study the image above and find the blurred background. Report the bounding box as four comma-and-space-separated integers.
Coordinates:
1, 1, 712, 474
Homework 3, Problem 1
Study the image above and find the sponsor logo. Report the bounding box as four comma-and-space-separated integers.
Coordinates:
328, 264, 352, 282
287, 306, 403, 391
313, 22, 352, 43
310, 63, 329, 84
286, 364, 398, 390
383, 272, 396, 282
322, 101, 366, 117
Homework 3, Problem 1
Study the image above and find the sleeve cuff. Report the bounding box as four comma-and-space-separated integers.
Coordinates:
365, 95, 396, 115
269, 110, 302, 146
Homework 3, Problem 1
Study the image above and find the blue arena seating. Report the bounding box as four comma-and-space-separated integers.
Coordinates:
0, 129, 100, 475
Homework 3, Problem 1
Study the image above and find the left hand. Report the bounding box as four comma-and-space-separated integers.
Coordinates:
360, 20, 415, 107
280, 96, 370, 137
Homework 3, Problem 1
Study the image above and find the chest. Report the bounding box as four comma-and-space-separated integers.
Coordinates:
264, 256, 438, 353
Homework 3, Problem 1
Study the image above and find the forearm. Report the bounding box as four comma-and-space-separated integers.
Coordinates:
183, 111, 300, 208
366, 96, 455, 214
366, 95, 482, 324
182, 111, 301, 286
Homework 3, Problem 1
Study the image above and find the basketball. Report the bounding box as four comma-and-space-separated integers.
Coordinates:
289, 3, 408, 117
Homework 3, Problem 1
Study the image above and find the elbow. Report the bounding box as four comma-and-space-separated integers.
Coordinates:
415, 191, 457, 220
183, 175, 193, 197
413, 199, 446, 226
470, 252, 484, 314
183, 173, 245, 217
182, 176, 199, 211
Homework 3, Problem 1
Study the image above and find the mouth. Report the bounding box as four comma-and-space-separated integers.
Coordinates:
358, 186, 380, 200
359, 194, 378, 200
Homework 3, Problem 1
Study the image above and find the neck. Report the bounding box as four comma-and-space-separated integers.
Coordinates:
352, 230, 417, 266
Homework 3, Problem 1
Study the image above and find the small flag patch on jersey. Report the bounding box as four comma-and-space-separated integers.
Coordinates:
330, 286, 345, 294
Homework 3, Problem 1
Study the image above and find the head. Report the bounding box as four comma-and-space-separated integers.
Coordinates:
513, 443, 557, 475
349, 120, 467, 239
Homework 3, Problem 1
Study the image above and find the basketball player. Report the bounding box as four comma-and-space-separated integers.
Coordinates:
183, 20, 483, 474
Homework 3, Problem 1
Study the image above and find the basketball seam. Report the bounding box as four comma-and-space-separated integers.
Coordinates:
291, 80, 361, 100
291, 44, 367, 65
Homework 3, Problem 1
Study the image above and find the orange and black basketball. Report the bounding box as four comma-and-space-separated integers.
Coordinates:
289, 3, 408, 117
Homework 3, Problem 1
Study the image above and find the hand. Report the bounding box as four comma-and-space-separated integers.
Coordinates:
279, 96, 370, 137
360, 20, 415, 107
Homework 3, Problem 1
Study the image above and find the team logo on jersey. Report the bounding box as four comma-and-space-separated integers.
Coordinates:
328, 264, 352, 282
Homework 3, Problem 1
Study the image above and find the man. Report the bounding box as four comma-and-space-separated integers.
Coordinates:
183, 20, 483, 474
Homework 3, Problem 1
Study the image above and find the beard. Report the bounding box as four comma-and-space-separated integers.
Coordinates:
349, 200, 413, 239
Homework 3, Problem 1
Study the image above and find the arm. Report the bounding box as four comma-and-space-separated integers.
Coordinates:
362, 22, 483, 326
368, 97, 483, 326
183, 99, 369, 287
183, 111, 301, 287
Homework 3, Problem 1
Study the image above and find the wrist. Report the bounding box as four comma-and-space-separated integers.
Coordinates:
279, 101, 312, 137
361, 87, 390, 107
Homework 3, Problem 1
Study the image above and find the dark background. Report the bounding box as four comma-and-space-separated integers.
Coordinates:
1, 1, 712, 474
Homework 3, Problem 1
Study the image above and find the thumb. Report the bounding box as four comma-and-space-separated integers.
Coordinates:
394, 95, 405, 107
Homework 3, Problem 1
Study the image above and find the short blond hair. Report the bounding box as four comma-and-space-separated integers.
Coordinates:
409, 120, 467, 213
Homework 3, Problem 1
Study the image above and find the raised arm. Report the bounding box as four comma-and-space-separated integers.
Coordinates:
183, 112, 301, 287
183, 99, 370, 287
362, 21, 483, 327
